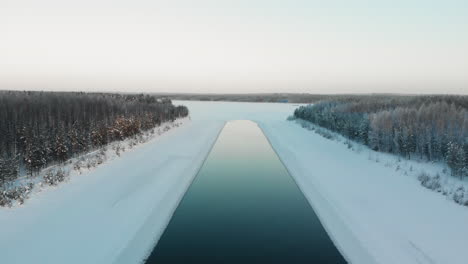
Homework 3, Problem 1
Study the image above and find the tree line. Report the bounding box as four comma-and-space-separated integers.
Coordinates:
0, 91, 189, 187
293, 95, 468, 178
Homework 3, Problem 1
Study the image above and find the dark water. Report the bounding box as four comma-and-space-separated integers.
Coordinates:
145, 120, 346, 264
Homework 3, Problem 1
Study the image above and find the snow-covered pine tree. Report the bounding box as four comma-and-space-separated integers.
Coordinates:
454, 145, 466, 179
393, 129, 402, 157
368, 129, 380, 151
7, 155, 19, 183
446, 142, 458, 176
0, 158, 6, 188
358, 117, 369, 145
54, 135, 68, 163
0, 156, 19, 187
24, 140, 46, 176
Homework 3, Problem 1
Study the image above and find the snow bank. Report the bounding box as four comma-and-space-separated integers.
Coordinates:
3, 119, 187, 208
260, 121, 468, 264
0, 119, 224, 264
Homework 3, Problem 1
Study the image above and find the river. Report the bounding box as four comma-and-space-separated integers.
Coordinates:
145, 120, 346, 263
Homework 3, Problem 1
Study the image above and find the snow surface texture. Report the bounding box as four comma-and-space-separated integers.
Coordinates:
0, 116, 224, 264
293, 118, 468, 207
2, 100, 467, 264
3, 120, 186, 207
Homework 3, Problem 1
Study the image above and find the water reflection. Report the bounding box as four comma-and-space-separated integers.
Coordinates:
145, 120, 346, 264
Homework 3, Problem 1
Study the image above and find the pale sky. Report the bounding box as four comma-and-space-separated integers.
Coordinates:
1, 0, 467, 94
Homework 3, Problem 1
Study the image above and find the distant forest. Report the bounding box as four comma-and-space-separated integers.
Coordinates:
155, 93, 348, 103
0, 91, 189, 186
293, 95, 468, 178
160, 92, 468, 105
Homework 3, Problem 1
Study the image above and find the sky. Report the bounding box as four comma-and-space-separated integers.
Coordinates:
1, 0, 467, 94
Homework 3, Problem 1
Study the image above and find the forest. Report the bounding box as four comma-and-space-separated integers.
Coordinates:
0, 91, 189, 190
293, 95, 468, 178
159, 92, 357, 103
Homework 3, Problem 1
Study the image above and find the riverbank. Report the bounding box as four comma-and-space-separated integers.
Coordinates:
261, 120, 468, 264
0, 120, 224, 264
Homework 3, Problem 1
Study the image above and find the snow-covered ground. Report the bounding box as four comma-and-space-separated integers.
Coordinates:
261, 122, 468, 264
0, 116, 224, 264
1, 100, 467, 264
3, 119, 187, 207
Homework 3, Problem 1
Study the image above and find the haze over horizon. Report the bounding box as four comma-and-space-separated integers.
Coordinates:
2, 0, 467, 94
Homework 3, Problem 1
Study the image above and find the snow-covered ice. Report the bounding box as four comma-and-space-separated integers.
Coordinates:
1, 100, 468, 264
